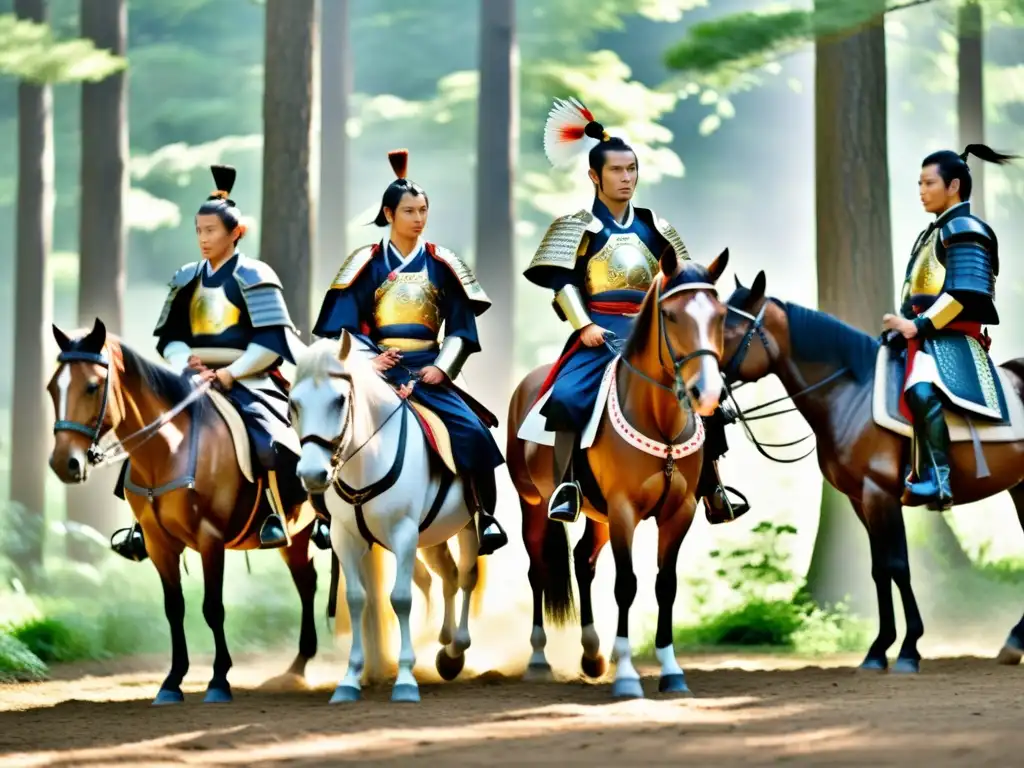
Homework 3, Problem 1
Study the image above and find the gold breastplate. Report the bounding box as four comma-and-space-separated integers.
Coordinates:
585, 233, 659, 295
374, 271, 441, 347
903, 228, 944, 305
189, 281, 241, 336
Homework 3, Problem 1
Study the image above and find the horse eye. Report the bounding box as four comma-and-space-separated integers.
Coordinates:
335, 394, 347, 409
85, 381, 100, 395
661, 308, 676, 323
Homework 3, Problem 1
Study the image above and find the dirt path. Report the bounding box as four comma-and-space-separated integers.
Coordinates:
1, 654, 1021, 766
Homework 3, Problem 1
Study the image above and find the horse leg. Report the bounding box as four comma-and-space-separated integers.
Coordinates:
280, 521, 317, 682
997, 484, 1024, 665
654, 503, 696, 696
422, 543, 458, 646
329, 527, 370, 704
433, 523, 480, 681
389, 518, 421, 703
144, 516, 189, 706
851, 497, 896, 671
522, 498, 553, 681
609, 501, 643, 699
574, 517, 609, 678
198, 537, 233, 703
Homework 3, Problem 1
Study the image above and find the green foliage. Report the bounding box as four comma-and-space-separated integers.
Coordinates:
640, 522, 868, 655
0, 13, 125, 84
0, 632, 48, 682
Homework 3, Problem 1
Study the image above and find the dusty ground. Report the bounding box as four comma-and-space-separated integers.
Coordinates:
1, 653, 1021, 766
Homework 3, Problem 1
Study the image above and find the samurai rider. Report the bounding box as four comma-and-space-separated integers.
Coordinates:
312, 149, 509, 556
523, 97, 750, 526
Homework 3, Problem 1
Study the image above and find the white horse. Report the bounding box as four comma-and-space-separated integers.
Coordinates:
289, 331, 486, 703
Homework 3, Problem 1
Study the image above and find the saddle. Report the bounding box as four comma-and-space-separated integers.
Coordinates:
872, 345, 1024, 443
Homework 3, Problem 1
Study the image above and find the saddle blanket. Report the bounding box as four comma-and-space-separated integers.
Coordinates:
872, 345, 1024, 443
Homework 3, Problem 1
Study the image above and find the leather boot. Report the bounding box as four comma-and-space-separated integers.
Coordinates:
903, 383, 953, 510
548, 430, 582, 524
259, 470, 291, 549
699, 460, 751, 524
468, 473, 507, 556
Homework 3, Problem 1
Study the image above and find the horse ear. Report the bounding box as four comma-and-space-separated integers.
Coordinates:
706, 247, 729, 284
734, 274, 742, 290
660, 247, 678, 280
338, 330, 352, 361
81, 318, 107, 353
750, 270, 767, 304
52, 324, 71, 352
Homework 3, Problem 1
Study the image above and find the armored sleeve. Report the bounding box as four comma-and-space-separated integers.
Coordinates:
433, 265, 482, 380
154, 262, 202, 356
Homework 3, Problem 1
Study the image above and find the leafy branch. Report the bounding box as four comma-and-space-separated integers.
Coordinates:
0, 13, 125, 84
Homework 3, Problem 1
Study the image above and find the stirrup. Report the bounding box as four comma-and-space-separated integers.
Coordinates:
548, 482, 582, 524
704, 485, 750, 525
477, 515, 508, 556
110, 524, 148, 562
310, 519, 332, 550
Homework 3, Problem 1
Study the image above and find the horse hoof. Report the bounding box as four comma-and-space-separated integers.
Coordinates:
203, 684, 233, 704
611, 678, 644, 699
329, 685, 361, 704
996, 635, 1023, 665
152, 688, 184, 706
581, 654, 606, 679
658, 673, 691, 696
858, 656, 888, 672
892, 657, 920, 674
436, 649, 466, 681
523, 662, 553, 682
391, 684, 421, 703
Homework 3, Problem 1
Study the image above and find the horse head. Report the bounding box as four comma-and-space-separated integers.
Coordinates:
652, 246, 731, 416
289, 331, 360, 493
722, 270, 776, 383
47, 318, 113, 484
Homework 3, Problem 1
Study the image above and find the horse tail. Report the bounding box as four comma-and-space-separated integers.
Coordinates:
542, 516, 576, 626
362, 543, 398, 684
470, 554, 488, 618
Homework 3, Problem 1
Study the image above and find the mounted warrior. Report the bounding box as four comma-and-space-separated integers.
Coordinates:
882, 144, 1017, 510
519, 98, 747, 526
109, 165, 319, 560
312, 149, 508, 556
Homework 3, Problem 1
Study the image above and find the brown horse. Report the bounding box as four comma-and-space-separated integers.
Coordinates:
507, 248, 730, 698
46, 319, 325, 705
722, 271, 1024, 672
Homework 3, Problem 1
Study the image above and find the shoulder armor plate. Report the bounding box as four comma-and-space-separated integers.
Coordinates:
233, 256, 284, 289
644, 208, 691, 263
941, 215, 994, 247
330, 244, 377, 291
525, 210, 600, 278
154, 261, 202, 335
428, 243, 491, 315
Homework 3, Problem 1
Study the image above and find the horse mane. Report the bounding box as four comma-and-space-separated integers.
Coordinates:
782, 301, 880, 384
294, 336, 391, 404
623, 262, 716, 360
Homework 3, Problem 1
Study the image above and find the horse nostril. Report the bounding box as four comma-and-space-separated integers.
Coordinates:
67, 455, 82, 479
314, 469, 329, 486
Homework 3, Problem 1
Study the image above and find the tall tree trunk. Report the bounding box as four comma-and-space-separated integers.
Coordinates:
9, 0, 55, 579
470, 0, 517, 413
805, 0, 892, 612
67, 0, 128, 561
957, 0, 984, 218
318, 0, 350, 293
261, 0, 317, 338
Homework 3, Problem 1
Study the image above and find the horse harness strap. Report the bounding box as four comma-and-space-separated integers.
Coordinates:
123, 397, 204, 501
53, 351, 112, 460
332, 406, 454, 549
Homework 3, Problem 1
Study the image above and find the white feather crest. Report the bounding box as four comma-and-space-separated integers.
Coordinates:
543, 97, 601, 169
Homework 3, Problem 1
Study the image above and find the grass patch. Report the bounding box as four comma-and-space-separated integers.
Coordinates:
0, 633, 48, 682
640, 522, 869, 657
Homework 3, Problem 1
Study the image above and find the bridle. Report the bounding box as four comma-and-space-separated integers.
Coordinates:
720, 298, 849, 464
613, 282, 722, 410
52, 348, 211, 468
296, 371, 406, 479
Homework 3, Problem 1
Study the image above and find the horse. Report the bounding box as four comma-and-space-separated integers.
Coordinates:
289, 332, 488, 704
46, 319, 324, 704
507, 247, 731, 698
721, 271, 1024, 672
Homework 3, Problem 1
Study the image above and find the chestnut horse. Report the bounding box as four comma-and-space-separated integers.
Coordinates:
507, 248, 730, 698
47, 319, 326, 705
722, 272, 1024, 672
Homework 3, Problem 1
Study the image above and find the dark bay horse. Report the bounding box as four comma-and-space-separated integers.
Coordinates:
46, 319, 323, 704
507, 248, 730, 698
722, 272, 1024, 672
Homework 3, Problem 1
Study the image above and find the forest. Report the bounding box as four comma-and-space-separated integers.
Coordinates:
2, 0, 1024, 681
